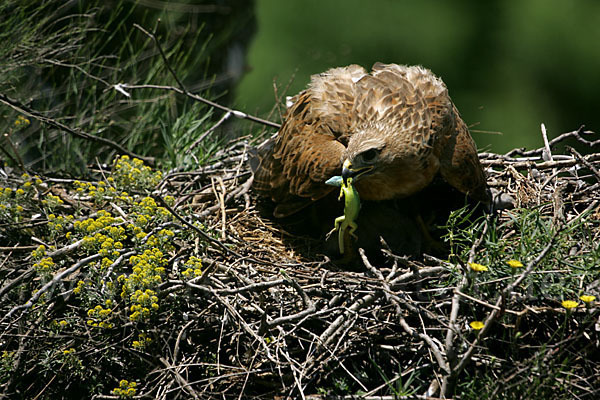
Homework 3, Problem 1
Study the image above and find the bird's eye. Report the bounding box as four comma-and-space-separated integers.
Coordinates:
361, 149, 379, 163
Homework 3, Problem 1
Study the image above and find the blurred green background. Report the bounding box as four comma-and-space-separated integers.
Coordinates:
236, 0, 600, 153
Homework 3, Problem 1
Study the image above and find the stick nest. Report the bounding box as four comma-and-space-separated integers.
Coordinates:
1, 127, 600, 399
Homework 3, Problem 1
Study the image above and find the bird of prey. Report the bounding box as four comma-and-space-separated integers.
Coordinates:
253, 62, 490, 219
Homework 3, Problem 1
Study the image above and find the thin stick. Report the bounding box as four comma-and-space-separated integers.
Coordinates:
131, 25, 281, 130
186, 111, 232, 153
540, 123, 553, 162
0, 93, 154, 165
4, 253, 102, 320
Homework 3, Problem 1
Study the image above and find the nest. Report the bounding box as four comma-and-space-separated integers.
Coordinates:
1, 127, 600, 399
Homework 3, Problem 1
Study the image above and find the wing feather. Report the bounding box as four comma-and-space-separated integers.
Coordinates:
252, 62, 489, 218
254, 65, 365, 217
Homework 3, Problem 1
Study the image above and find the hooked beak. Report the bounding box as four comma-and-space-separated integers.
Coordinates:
341, 159, 373, 184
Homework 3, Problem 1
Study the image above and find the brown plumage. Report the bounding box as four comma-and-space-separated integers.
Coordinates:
253, 62, 489, 218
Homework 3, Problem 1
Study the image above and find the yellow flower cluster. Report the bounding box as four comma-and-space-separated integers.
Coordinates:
74, 210, 121, 234
562, 295, 597, 309
580, 295, 596, 303
47, 213, 73, 237
99, 236, 124, 258
561, 300, 578, 309
134, 197, 171, 223
82, 233, 123, 258
470, 321, 484, 330
73, 280, 86, 295
112, 155, 162, 191
33, 257, 56, 273
118, 249, 167, 317
73, 179, 119, 203
0, 187, 12, 198
145, 229, 175, 252
164, 195, 175, 206
128, 289, 159, 322
127, 197, 173, 249
21, 173, 43, 186
62, 348, 76, 356
31, 244, 47, 260
0, 185, 30, 221
14, 115, 30, 127
100, 257, 114, 270
41, 193, 64, 209
87, 304, 114, 329
507, 259, 524, 268
181, 256, 203, 280
112, 379, 137, 398
128, 223, 147, 243
132, 332, 152, 350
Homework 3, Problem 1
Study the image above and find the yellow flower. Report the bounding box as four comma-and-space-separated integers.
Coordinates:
470, 321, 484, 330
507, 259, 524, 268
561, 300, 579, 309
580, 295, 596, 303
468, 262, 488, 272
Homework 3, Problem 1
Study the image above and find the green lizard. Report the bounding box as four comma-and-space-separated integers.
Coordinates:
325, 174, 361, 254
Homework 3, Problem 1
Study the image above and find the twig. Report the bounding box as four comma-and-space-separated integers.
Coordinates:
0, 93, 154, 165
186, 111, 232, 154
159, 357, 200, 399
441, 218, 489, 394
567, 146, 600, 183
262, 271, 316, 330
186, 278, 285, 296
360, 249, 450, 374
120, 83, 281, 130
504, 126, 599, 158
130, 24, 281, 130
540, 123, 553, 162
442, 235, 557, 396
154, 194, 244, 260
480, 153, 600, 170
4, 253, 102, 321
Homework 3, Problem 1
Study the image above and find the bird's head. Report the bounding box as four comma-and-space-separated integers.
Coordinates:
341, 133, 389, 186
340, 125, 428, 201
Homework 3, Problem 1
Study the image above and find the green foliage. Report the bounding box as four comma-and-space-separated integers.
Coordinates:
0, 157, 209, 398
0, 0, 229, 174
439, 201, 600, 398
444, 204, 600, 305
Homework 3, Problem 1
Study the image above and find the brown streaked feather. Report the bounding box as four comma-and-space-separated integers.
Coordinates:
253, 62, 489, 217
438, 105, 490, 203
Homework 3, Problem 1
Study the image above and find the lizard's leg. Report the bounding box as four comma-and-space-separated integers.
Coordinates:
326, 216, 344, 241
347, 221, 358, 240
